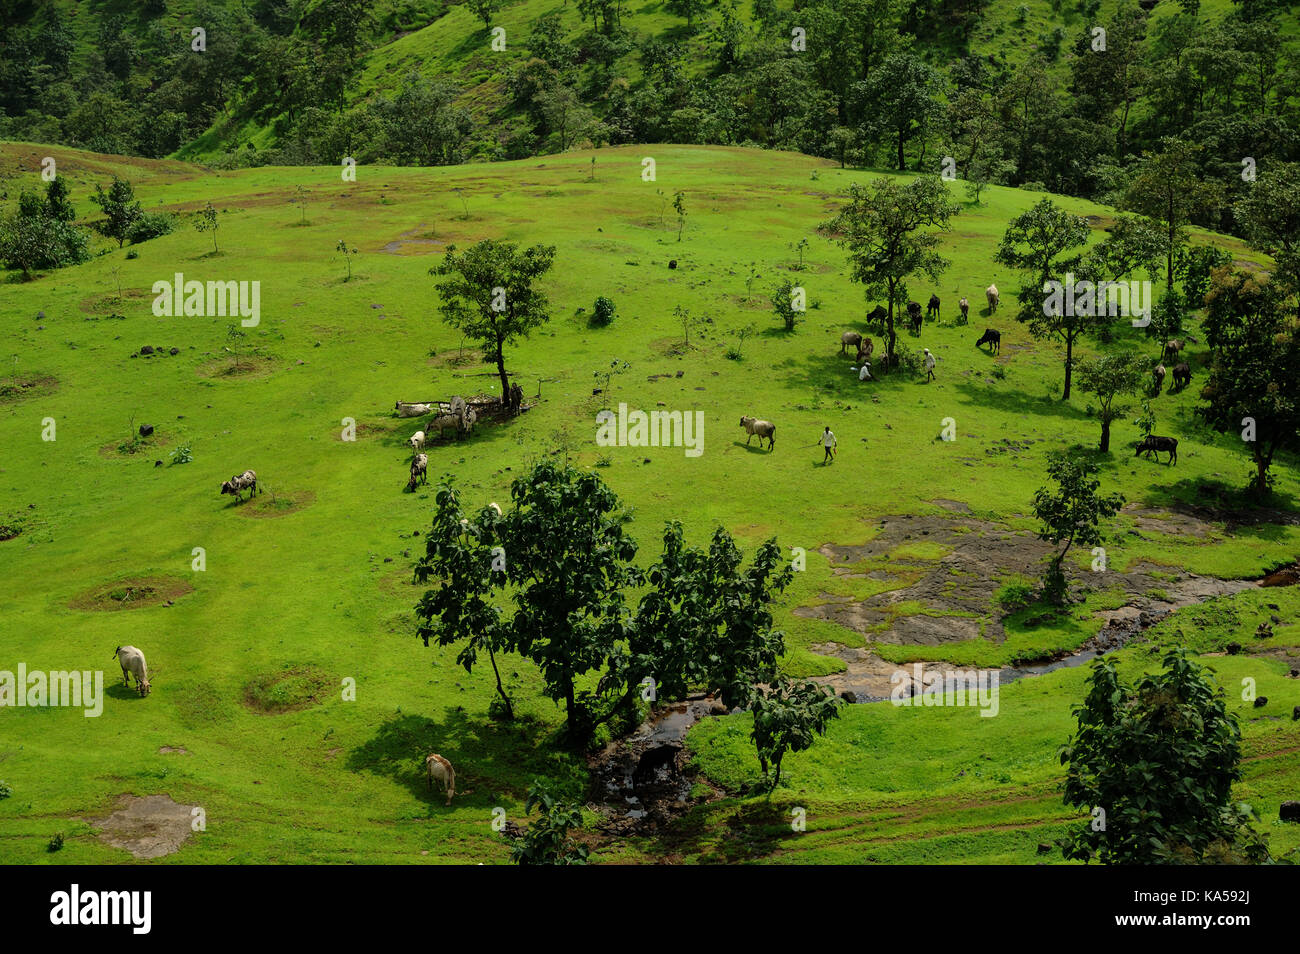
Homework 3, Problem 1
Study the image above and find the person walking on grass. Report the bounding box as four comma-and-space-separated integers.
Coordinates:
924, 348, 937, 382
821, 426, 837, 464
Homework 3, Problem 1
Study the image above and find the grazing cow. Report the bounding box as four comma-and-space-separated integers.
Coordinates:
395, 402, 433, 418
425, 753, 456, 806
220, 469, 259, 501
866, 304, 888, 329
408, 430, 426, 450
855, 337, 874, 363
739, 415, 776, 450
429, 412, 460, 441
1152, 363, 1166, 393
1162, 336, 1197, 362
113, 645, 151, 697
1135, 435, 1178, 465
840, 330, 863, 354
1172, 361, 1191, 390
926, 294, 940, 320
407, 453, 428, 491
975, 328, 1001, 354
906, 301, 923, 334
959, 297, 969, 321
986, 284, 999, 313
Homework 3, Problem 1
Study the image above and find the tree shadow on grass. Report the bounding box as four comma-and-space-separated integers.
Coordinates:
1136, 476, 1300, 531
346, 707, 583, 815
950, 378, 1087, 424
637, 794, 803, 864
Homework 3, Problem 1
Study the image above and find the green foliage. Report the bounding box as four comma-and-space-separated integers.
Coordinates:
194, 202, 220, 254
771, 278, 800, 331
0, 780, 11, 800
47, 833, 64, 853
1235, 161, 1300, 314
750, 677, 841, 786
128, 210, 176, 245
169, 443, 193, 466
432, 239, 556, 402
592, 295, 616, 327
0, 188, 90, 278
1076, 352, 1144, 452
91, 177, 142, 248
824, 176, 959, 361
994, 577, 1036, 612
1032, 451, 1124, 602
1060, 650, 1270, 865
509, 779, 589, 865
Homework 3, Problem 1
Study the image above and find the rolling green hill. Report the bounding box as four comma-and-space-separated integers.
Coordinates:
1, 142, 1297, 863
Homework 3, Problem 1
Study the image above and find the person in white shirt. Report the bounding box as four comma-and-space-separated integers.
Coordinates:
924, 348, 937, 381
821, 426, 837, 464
857, 362, 873, 382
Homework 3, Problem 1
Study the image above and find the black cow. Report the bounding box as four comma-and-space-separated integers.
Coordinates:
1171, 362, 1191, 391
1135, 435, 1178, 465
926, 294, 940, 320
975, 328, 1001, 354
906, 301, 922, 334
866, 304, 888, 331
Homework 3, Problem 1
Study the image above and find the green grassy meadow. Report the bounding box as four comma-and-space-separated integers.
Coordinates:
1, 142, 1298, 863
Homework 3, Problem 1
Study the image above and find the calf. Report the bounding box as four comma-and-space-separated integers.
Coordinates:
959, 297, 969, 321
1135, 435, 1178, 465
975, 328, 1001, 354
426, 753, 456, 806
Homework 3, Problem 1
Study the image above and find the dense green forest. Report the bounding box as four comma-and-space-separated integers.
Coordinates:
3, 0, 1297, 237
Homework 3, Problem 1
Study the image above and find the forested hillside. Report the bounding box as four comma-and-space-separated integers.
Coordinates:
3, 0, 1297, 238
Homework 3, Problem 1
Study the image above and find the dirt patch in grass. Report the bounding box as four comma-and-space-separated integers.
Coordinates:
233, 489, 315, 518
98, 431, 170, 458
427, 349, 484, 369
69, 575, 194, 612
86, 794, 197, 860
159, 746, 189, 755
795, 513, 1255, 645
77, 288, 153, 313
0, 373, 57, 404
196, 355, 279, 380
243, 665, 333, 714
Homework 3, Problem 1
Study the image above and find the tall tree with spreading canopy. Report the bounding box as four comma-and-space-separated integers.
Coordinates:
1235, 161, 1300, 318
1197, 271, 1300, 496
995, 199, 1091, 399
432, 239, 556, 403
823, 175, 959, 363
1122, 138, 1223, 294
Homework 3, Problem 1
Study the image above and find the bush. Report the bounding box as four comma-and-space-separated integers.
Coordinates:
591, 295, 616, 327
169, 443, 193, 465
0, 780, 11, 799
995, 577, 1036, 612
128, 210, 177, 245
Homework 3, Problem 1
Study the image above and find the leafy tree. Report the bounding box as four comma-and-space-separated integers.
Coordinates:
665, 0, 707, 30
1083, 214, 1167, 288
853, 52, 944, 171
44, 178, 75, 223
91, 177, 142, 248
622, 524, 793, 710
413, 483, 515, 719
194, 202, 220, 254
1032, 451, 1124, 603
1069, 3, 1149, 159
1174, 244, 1232, 309
0, 190, 90, 279
374, 73, 473, 166
1060, 650, 1270, 865
673, 191, 687, 241
1122, 138, 1222, 294
750, 677, 841, 787
823, 175, 959, 363
509, 780, 589, 865
1197, 276, 1300, 496
771, 278, 800, 331
1076, 352, 1144, 452
431, 239, 556, 403
469, 0, 501, 28
1236, 161, 1300, 318
995, 199, 1091, 399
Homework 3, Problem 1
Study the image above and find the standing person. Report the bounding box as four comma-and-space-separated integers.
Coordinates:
821, 426, 837, 465
924, 348, 937, 382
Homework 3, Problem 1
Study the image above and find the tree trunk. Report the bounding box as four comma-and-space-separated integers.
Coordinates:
1100, 418, 1111, 453
897, 130, 905, 171
495, 336, 509, 404
1063, 333, 1074, 400
487, 643, 513, 719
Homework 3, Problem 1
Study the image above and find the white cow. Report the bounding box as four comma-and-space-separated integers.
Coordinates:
408, 430, 426, 450
395, 402, 433, 418
426, 753, 456, 806
985, 284, 999, 313
113, 645, 151, 696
